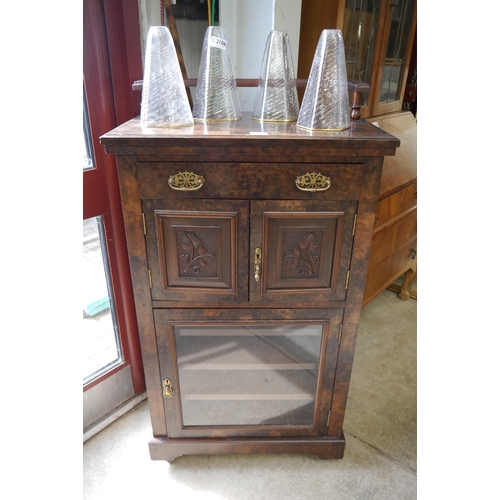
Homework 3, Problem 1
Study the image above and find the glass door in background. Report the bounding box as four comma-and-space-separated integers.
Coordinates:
372, 0, 417, 115
83, 89, 122, 385
83, 216, 122, 384
83, 0, 145, 436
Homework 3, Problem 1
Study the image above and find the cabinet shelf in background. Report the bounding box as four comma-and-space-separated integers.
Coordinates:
182, 394, 316, 401
178, 363, 318, 371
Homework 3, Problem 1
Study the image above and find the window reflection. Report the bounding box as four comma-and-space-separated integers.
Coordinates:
83, 216, 122, 383
83, 86, 94, 171
379, 0, 415, 103
343, 0, 381, 107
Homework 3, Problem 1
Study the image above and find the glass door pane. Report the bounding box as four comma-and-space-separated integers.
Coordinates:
83, 216, 123, 384
175, 324, 323, 427
157, 309, 342, 438
379, 0, 415, 104
83, 88, 94, 171
343, 0, 381, 107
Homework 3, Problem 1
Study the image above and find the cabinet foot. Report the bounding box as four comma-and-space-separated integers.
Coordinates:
398, 265, 417, 301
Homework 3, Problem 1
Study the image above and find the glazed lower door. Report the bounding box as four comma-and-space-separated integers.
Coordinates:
155, 308, 343, 438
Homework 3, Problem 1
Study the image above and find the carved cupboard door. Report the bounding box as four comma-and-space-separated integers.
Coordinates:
142, 199, 249, 302
249, 200, 358, 304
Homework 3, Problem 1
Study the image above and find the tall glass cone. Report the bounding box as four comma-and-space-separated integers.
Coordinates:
192, 26, 241, 122
297, 29, 350, 131
140, 26, 194, 128
252, 31, 299, 122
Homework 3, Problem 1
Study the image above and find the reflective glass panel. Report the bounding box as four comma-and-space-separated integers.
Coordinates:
83, 86, 94, 171
175, 324, 323, 426
379, 0, 415, 103
83, 216, 122, 383
343, 0, 381, 107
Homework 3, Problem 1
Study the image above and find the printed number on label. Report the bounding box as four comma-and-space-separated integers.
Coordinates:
210, 36, 228, 50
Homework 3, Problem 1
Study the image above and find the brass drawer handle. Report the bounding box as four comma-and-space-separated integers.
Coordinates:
295, 172, 331, 192
254, 247, 262, 282
168, 171, 205, 191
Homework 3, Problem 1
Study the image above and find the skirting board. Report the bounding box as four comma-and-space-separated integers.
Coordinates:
83, 393, 147, 442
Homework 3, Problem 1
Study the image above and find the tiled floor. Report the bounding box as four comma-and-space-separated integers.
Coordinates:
83, 287, 417, 499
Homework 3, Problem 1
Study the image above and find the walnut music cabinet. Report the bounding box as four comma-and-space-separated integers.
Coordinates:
100, 113, 399, 462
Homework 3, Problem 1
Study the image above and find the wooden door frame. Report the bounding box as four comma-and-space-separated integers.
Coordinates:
83, 0, 145, 393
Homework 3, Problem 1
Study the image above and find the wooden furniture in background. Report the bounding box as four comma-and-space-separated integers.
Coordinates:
363, 111, 417, 305
101, 114, 399, 462
297, 0, 417, 119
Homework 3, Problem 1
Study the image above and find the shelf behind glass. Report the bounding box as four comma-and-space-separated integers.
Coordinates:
174, 323, 324, 427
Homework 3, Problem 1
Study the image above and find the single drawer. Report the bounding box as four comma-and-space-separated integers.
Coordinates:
137, 162, 247, 199
247, 163, 365, 200
136, 162, 365, 200
375, 182, 417, 227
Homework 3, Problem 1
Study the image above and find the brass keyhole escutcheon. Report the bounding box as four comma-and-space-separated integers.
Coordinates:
163, 379, 173, 398
254, 247, 262, 282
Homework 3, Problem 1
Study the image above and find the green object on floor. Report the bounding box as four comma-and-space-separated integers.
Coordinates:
84, 297, 110, 317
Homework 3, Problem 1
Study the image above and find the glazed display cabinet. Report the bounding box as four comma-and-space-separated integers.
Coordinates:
100, 113, 399, 461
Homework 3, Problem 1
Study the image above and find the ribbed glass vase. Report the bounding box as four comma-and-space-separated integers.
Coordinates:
297, 29, 350, 131
193, 26, 242, 122
253, 30, 299, 122
140, 26, 194, 128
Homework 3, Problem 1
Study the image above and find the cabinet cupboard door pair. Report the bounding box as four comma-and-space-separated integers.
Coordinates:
142, 198, 358, 304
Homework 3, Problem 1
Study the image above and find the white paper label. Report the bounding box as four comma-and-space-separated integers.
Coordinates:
210, 36, 228, 50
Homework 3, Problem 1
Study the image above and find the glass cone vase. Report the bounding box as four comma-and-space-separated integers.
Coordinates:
192, 26, 242, 122
140, 26, 194, 128
297, 29, 350, 131
252, 30, 299, 122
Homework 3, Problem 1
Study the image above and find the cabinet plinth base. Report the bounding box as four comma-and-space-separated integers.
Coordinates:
149, 435, 346, 462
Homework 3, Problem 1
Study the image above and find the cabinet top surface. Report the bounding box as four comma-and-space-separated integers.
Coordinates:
100, 113, 400, 157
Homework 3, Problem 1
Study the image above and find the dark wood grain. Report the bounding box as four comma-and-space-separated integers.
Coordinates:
149, 435, 346, 462
100, 113, 400, 157
142, 199, 249, 303
113, 155, 168, 436
248, 200, 357, 304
